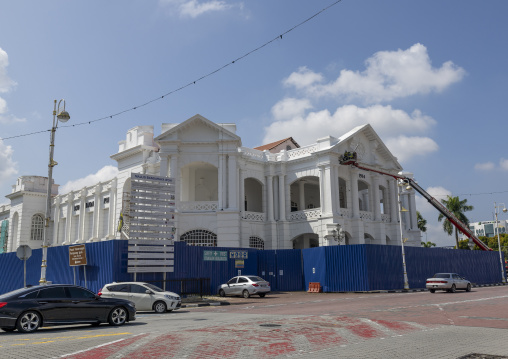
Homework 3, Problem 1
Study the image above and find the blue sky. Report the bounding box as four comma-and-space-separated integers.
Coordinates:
1, 0, 507, 247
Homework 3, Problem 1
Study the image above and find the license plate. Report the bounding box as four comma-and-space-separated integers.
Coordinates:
433, 285, 437, 288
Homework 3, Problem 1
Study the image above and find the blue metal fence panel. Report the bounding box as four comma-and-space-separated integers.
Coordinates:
302, 247, 327, 291
257, 250, 278, 290
0, 240, 504, 296
324, 245, 369, 292
364, 245, 504, 290
274, 249, 304, 291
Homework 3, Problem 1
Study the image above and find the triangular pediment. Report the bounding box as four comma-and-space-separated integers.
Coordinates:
332, 124, 402, 172
155, 114, 241, 145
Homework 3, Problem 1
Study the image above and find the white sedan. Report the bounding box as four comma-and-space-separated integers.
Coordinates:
218, 276, 270, 298
426, 273, 472, 293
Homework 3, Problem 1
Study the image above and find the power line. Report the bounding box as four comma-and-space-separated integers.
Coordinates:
0, 0, 343, 142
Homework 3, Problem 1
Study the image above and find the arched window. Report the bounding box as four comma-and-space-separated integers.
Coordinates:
249, 236, 264, 250
180, 229, 217, 246
31, 214, 44, 241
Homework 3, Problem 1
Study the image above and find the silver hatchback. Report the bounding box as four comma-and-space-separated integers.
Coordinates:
218, 276, 270, 298
426, 273, 472, 293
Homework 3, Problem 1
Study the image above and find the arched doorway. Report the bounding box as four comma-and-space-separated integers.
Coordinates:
292, 233, 319, 249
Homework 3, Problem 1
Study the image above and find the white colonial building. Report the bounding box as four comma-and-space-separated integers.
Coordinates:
0, 114, 421, 253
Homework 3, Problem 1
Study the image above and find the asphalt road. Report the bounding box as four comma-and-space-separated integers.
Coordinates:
1, 286, 507, 358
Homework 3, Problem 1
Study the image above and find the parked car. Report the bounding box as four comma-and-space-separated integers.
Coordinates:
0, 284, 136, 333
218, 276, 270, 298
99, 282, 181, 313
426, 273, 472, 293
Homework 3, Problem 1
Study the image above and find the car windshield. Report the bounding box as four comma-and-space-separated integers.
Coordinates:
247, 276, 265, 282
433, 273, 451, 278
144, 283, 164, 292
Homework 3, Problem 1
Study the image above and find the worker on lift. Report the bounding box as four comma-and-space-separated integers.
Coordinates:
340, 151, 357, 163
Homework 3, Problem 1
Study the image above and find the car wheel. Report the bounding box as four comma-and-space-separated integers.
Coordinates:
219, 289, 226, 297
242, 290, 250, 299
16, 311, 41, 333
108, 307, 127, 326
450, 284, 456, 293
1, 327, 15, 332
154, 301, 167, 313
429, 289, 435, 293
259, 293, 266, 298
466, 283, 471, 292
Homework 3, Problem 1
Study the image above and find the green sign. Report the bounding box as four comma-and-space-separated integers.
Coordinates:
204, 250, 228, 261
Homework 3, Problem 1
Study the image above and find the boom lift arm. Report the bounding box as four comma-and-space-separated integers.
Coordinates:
339, 153, 491, 251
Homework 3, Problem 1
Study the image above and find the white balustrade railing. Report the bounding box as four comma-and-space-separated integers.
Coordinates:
338, 208, 351, 218
286, 145, 318, 160
359, 211, 373, 220
239, 147, 265, 161
243, 211, 265, 222
381, 214, 391, 222
289, 208, 321, 221
179, 201, 218, 212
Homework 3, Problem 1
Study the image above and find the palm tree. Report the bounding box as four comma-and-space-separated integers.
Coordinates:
417, 211, 427, 232
438, 195, 473, 249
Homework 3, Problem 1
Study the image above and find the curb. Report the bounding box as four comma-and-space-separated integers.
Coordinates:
181, 301, 230, 308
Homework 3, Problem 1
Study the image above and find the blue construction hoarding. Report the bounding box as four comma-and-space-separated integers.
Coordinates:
0, 241, 503, 295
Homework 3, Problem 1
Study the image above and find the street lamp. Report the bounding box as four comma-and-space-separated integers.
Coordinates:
398, 180, 410, 290
40, 99, 70, 285
494, 202, 507, 284
329, 224, 346, 244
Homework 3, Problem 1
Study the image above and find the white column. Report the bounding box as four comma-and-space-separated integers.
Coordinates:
218, 154, 224, 210
239, 168, 245, 216
372, 175, 381, 221
299, 181, 305, 211
52, 197, 61, 245
159, 154, 169, 177
350, 168, 360, 218
78, 190, 86, 242
330, 165, 339, 215
409, 190, 417, 230
107, 178, 117, 239
267, 175, 274, 221
278, 173, 286, 221
65, 191, 73, 244
319, 166, 325, 213
227, 155, 238, 210
389, 179, 398, 224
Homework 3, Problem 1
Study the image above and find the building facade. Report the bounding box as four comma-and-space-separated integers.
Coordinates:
0, 114, 421, 252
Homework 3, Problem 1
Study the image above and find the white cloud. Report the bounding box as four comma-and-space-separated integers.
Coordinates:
271, 98, 313, 121
284, 43, 465, 103
59, 165, 118, 194
385, 136, 438, 163
499, 158, 508, 171
159, 0, 240, 18
0, 139, 18, 185
283, 66, 324, 90
0, 47, 24, 125
263, 103, 437, 163
474, 162, 495, 171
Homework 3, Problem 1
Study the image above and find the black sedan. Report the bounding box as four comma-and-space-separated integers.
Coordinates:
0, 284, 136, 333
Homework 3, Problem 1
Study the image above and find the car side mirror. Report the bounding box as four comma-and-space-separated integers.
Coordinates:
145, 290, 152, 294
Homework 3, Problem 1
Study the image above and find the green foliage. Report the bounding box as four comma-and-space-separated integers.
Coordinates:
437, 195, 473, 249
417, 211, 427, 232
421, 241, 436, 248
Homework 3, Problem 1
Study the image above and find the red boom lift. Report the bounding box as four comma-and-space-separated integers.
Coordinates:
339, 151, 491, 251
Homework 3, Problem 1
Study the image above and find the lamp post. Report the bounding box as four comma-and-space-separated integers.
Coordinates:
329, 223, 346, 244
398, 180, 410, 290
494, 202, 507, 284
40, 99, 70, 285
